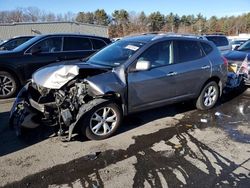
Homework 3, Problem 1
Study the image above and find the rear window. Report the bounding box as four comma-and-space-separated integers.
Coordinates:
91, 39, 106, 50
205, 36, 229, 47
176, 40, 204, 63
200, 42, 213, 55
63, 37, 92, 51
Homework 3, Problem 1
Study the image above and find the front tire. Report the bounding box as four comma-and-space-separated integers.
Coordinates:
81, 101, 122, 140
0, 71, 18, 99
196, 81, 219, 110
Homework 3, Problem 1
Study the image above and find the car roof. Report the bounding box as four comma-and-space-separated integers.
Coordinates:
122, 33, 209, 43
39, 33, 110, 39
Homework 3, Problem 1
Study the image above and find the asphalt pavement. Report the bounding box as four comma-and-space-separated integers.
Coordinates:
0, 89, 249, 187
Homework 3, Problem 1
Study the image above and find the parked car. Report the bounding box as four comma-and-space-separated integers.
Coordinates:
230, 39, 248, 50
0, 34, 111, 99
202, 34, 231, 55
10, 34, 227, 140
0, 36, 34, 51
224, 39, 250, 85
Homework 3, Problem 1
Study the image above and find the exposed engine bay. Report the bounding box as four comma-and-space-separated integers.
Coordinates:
9, 64, 125, 140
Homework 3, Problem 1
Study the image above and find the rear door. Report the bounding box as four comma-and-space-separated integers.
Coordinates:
172, 39, 211, 98
62, 36, 94, 60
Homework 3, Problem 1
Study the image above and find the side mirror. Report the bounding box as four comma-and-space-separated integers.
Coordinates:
30, 46, 41, 55
135, 60, 151, 71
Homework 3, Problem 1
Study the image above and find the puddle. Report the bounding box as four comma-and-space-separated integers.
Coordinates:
180, 90, 250, 143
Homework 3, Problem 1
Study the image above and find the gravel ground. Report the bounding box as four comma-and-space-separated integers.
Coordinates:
0, 90, 249, 188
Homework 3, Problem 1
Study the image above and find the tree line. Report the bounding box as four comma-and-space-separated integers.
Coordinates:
0, 7, 250, 38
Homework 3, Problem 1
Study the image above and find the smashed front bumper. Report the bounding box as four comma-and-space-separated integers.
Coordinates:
9, 82, 52, 136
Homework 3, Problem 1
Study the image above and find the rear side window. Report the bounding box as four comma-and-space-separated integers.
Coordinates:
91, 39, 106, 50
63, 37, 92, 51
205, 36, 229, 47
176, 40, 204, 63
200, 42, 213, 55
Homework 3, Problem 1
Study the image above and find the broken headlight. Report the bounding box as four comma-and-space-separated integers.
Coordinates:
32, 82, 50, 96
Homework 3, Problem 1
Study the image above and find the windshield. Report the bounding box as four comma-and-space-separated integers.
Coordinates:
237, 40, 250, 51
13, 35, 42, 51
87, 40, 145, 67
206, 36, 229, 47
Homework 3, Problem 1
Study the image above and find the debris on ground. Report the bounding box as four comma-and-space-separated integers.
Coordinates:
215, 112, 231, 118
84, 152, 102, 160
200, 119, 208, 123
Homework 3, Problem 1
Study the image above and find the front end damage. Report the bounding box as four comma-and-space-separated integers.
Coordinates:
9, 64, 126, 140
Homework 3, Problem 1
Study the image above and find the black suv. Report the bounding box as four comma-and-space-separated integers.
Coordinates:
0, 34, 111, 98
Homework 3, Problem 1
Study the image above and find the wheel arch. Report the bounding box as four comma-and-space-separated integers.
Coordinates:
199, 76, 222, 97
101, 91, 126, 116
0, 66, 22, 87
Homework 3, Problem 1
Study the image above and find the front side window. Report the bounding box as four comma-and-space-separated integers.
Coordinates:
88, 40, 145, 67
29, 37, 62, 53
176, 40, 204, 63
137, 41, 173, 68
63, 37, 92, 51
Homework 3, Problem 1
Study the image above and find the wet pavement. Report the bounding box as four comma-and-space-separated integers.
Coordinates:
1, 89, 250, 187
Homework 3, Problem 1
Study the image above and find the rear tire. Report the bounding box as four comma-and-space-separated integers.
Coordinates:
196, 81, 219, 110
81, 101, 122, 140
0, 71, 18, 99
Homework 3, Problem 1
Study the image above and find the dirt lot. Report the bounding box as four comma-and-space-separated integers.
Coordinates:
0, 89, 250, 188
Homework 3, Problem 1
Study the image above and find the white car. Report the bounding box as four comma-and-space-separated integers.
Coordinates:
203, 35, 232, 55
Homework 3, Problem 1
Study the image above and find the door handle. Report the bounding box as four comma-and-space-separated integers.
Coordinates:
166, 72, 177, 76
201, 65, 210, 69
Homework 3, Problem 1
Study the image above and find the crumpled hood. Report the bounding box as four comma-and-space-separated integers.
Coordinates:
32, 61, 111, 89
32, 65, 80, 89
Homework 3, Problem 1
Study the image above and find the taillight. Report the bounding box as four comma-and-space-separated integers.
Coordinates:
222, 56, 228, 67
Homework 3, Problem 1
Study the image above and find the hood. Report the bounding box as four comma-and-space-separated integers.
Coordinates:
224, 50, 250, 61
32, 61, 110, 89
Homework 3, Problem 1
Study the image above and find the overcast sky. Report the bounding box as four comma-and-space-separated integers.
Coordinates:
0, 0, 249, 18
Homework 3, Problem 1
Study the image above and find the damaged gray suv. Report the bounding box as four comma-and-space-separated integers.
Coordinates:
10, 34, 228, 140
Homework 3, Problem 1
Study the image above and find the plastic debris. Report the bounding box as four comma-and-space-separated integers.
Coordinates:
174, 144, 182, 149
238, 105, 244, 115
200, 119, 208, 123
85, 152, 101, 160
186, 124, 193, 128
229, 121, 244, 124
215, 112, 231, 117
138, 151, 145, 155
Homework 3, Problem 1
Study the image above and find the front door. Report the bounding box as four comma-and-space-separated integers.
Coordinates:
127, 40, 177, 113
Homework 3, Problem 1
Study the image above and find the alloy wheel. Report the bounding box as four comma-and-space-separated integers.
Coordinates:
90, 107, 117, 136
203, 85, 217, 107
0, 75, 14, 97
